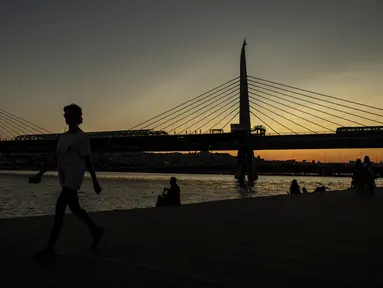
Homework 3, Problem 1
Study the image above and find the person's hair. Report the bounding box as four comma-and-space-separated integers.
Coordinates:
64, 104, 83, 124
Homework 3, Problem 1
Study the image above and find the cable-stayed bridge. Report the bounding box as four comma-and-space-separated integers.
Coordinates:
1, 40, 383, 181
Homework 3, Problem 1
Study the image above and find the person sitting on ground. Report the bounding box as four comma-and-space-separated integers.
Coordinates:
156, 177, 181, 207
314, 185, 327, 193
289, 179, 301, 194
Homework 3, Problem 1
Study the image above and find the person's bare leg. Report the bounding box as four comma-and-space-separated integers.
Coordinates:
66, 188, 104, 248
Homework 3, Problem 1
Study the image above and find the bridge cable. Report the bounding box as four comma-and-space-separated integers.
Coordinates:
251, 95, 333, 132
145, 76, 246, 132
0, 117, 20, 139
202, 78, 268, 133
153, 88, 238, 131
176, 95, 239, 134
0, 111, 37, 136
0, 121, 15, 139
248, 79, 383, 120
2, 110, 51, 134
142, 83, 239, 131
131, 77, 239, 130
204, 104, 240, 134
248, 81, 383, 125
0, 108, 52, 134
128, 77, 239, 130
0, 114, 24, 138
249, 97, 317, 134
248, 86, 367, 127
250, 95, 328, 132
221, 111, 240, 131
0, 130, 13, 140
146, 83, 237, 129
190, 98, 239, 134
0, 111, 48, 135
209, 74, 249, 133
250, 105, 296, 134
249, 76, 383, 112
250, 92, 342, 129
165, 92, 238, 133
249, 109, 279, 135
0, 112, 47, 135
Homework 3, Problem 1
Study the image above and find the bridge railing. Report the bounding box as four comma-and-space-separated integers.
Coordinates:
6, 130, 339, 141
265, 131, 336, 136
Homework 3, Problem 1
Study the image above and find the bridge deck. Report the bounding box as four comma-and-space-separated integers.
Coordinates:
1, 132, 383, 152
2, 189, 383, 287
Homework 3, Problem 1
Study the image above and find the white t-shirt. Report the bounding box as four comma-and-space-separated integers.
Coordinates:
56, 130, 91, 191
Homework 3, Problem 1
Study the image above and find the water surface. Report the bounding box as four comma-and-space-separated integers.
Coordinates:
0, 171, 378, 219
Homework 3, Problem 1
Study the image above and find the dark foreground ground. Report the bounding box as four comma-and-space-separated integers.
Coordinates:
1, 188, 383, 287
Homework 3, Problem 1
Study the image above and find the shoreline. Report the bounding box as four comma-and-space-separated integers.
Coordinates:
0, 168, 357, 178
0, 185, 376, 221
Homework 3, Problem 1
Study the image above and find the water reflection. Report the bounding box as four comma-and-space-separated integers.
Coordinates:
236, 181, 256, 198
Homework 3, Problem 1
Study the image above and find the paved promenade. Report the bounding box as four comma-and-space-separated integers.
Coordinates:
1, 189, 383, 287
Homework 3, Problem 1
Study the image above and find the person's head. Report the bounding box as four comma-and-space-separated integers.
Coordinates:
364, 156, 370, 163
291, 179, 298, 187
302, 187, 308, 193
63, 104, 83, 126
356, 159, 362, 165
170, 177, 177, 185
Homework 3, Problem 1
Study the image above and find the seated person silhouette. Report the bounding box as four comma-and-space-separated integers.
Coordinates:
156, 177, 181, 207
289, 179, 301, 194
314, 185, 326, 193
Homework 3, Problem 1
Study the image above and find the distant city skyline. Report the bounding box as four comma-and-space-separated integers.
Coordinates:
161, 149, 383, 163
257, 148, 382, 163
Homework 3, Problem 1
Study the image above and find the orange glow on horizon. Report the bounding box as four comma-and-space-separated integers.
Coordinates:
156, 148, 383, 163
251, 149, 382, 163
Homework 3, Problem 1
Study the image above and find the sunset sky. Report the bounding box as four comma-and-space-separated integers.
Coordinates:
1, 0, 383, 162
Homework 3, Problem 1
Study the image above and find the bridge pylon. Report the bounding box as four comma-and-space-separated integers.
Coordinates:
234, 39, 258, 183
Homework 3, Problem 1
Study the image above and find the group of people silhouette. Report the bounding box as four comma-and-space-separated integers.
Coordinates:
28, 104, 181, 260
289, 179, 327, 195
289, 155, 376, 195
352, 156, 376, 195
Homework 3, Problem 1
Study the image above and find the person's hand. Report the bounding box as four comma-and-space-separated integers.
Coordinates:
29, 174, 41, 184
94, 181, 102, 194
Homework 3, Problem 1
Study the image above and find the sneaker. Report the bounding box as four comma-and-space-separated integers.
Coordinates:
91, 227, 104, 249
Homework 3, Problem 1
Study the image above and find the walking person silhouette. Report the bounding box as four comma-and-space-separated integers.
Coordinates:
29, 104, 104, 258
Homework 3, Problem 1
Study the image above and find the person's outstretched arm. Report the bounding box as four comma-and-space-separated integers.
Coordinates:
29, 154, 56, 183
29, 135, 60, 184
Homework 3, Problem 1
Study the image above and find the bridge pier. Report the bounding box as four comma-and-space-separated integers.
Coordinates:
234, 39, 257, 183
235, 148, 258, 183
